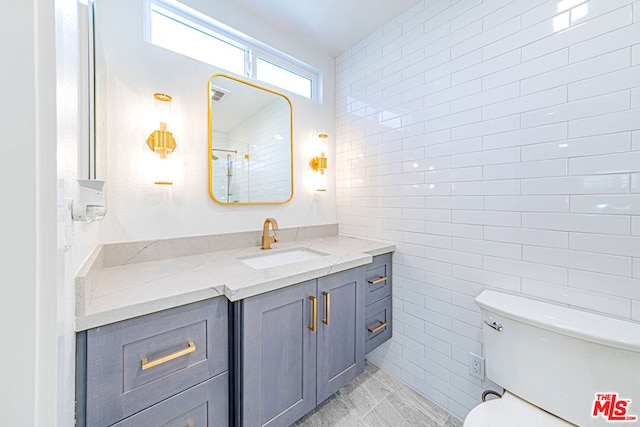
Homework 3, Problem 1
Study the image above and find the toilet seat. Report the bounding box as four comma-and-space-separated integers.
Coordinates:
463, 391, 575, 427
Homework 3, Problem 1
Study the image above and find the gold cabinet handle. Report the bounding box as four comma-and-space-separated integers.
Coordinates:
322, 291, 330, 325
367, 321, 387, 334
309, 296, 317, 332
368, 276, 387, 285
141, 341, 196, 371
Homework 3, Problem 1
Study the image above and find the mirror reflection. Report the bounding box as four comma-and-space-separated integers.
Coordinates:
208, 74, 293, 204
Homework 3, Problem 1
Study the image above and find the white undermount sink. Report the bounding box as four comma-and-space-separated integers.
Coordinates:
238, 247, 329, 270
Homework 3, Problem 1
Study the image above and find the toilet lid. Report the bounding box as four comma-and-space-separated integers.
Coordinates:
463, 392, 575, 427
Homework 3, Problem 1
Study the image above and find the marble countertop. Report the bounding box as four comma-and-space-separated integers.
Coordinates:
76, 233, 394, 331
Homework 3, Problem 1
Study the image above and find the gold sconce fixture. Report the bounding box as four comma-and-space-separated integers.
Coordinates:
147, 93, 176, 185
310, 133, 328, 192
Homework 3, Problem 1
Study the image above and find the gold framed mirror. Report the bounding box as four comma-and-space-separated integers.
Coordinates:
208, 74, 294, 204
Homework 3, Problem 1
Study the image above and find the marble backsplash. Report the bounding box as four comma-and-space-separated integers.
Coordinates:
101, 223, 339, 267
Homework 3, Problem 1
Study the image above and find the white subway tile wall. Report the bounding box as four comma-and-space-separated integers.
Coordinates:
227, 99, 290, 202
336, 0, 640, 420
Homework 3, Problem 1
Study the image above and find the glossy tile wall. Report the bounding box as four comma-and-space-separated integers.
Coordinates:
336, 0, 640, 419
227, 99, 291, 202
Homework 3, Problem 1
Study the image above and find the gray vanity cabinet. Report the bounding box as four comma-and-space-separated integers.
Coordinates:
237, 267, 365, 427
76, 297, 229, 427
364, 253, 392, 353
110, 373, 229, 427
316, 267, 365, 403
240, 279, 317, 427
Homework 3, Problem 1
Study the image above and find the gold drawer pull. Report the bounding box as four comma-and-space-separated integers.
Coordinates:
309, 296, 317, 332
141, 341, 196, 371
368, 276, 387, 285
322, 291, 330, 325
367, 321, 387, 334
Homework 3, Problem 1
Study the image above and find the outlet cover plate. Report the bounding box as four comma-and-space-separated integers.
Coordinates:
469, 352, 485, 380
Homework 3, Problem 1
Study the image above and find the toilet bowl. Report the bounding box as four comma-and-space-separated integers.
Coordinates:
463, 290, 640, 427
463, 391, 574, 427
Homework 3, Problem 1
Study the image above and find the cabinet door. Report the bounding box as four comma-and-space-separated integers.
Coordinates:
111, 372, 229, 427
84, 298, 228, 427
241, 280, 317, 427
316, 267, 365, 404
365, 295, 392, 354
365, 253, 392, 305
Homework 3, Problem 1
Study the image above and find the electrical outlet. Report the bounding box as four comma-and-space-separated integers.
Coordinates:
469, 352, 485, 380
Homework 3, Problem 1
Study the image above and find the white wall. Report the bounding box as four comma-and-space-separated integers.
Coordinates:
0, 0, 58, 425
336, 0, 640, 419
95, 0, 337, 243
55, 0, 106, 425
49, 1, 338, 424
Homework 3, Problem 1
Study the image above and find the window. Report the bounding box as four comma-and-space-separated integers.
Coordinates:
145, 0, 320, 102
255, 57, 313, 99
149, 6, 246, 76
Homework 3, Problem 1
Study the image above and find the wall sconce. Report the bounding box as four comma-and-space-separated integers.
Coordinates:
310, 133, 328, 192
147, 93, 176, 185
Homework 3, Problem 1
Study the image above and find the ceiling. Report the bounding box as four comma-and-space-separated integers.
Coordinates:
232, 0, 422, 57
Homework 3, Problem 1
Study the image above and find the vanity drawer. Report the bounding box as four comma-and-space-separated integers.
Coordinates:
112, 372, 229, 427
365, 253, 392, 305
85, 297, 228, 427
365, 296, 392, 354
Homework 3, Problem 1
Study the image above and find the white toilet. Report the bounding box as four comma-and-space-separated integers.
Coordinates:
464, 290, 640, 427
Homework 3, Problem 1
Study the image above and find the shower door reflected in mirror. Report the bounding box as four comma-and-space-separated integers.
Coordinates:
208, 74, 293, 204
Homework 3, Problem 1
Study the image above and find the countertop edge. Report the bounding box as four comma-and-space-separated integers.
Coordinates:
76, 286, 225, 331
75, 237, 394, 331
223, 254, 375, 302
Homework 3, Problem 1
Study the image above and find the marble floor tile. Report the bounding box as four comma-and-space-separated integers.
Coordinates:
295, 394, 360, 427
443, 415, 464, 427
336, 370, 392, 418
291, 360, 464, 427
362, 397, 413, 427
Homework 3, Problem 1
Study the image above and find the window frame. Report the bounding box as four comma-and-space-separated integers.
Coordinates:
144, 0, 321, 102
253, 50, 315, 99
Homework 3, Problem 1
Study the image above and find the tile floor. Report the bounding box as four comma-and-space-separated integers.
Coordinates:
294, 361, 464, 427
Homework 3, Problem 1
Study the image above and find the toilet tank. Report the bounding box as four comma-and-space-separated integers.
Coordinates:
476, 290, 640, 427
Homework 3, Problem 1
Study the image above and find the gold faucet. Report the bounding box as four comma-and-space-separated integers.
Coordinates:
261, 218, 279, 250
